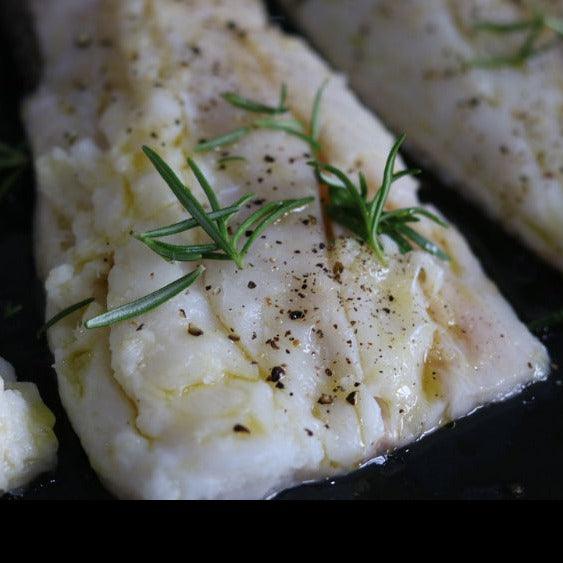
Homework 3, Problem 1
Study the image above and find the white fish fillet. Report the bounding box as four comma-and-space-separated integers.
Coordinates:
0, 357, 57, 495
24, 0, 548, 499
281, 0, 563, 271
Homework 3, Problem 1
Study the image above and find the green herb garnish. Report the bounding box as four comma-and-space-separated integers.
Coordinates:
471, 10, 563, 68
222, 84, 288, 114
85, 267, 205, 329
140, 199, 249, 239
195, 83, 319, 153
38, 297, 95, 337
0, 142, 28, 203
200, 80, 448, 264
139, 146, 314, 269
311, 134, 449, 265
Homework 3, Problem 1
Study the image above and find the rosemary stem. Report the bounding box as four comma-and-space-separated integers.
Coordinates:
368, 235, 387, 266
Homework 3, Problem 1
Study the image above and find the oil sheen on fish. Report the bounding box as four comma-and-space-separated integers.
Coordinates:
281, 0, 563, 271
0, 357, 57, 495
24, 0, 548, 499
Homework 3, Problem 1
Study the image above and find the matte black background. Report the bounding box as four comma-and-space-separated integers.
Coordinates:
1, 3, 562, 501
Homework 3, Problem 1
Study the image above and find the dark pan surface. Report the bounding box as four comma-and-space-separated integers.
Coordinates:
1, 4, 562, 501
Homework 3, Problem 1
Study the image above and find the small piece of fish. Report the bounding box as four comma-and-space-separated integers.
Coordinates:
0, 357, 57, 495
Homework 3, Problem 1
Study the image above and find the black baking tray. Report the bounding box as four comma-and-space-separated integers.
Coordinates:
1, 3, 562, 501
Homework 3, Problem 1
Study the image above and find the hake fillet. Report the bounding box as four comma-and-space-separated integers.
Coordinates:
24, 0, 548, 499
0, 357, 57, 495
281, 0, 563, 271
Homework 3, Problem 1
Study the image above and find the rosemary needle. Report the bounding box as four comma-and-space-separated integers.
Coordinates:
85, 267, 205, 329
222, 83, 288, 114
141, 199, 251, 239
195, 128, 251, 153
38, 297, 95, 337
195, 84, 319, 153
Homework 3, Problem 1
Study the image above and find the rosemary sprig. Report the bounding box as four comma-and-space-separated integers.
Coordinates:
141, 199, 251, 239
195, 119, 316, 153
471, 9, 563, 68
139, 146, 313, 269
311, 135, 449, 264
0, 142, 28, 203
222, 83, 288, 114
196, 128, 251, 152
195, 83, 319, 153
